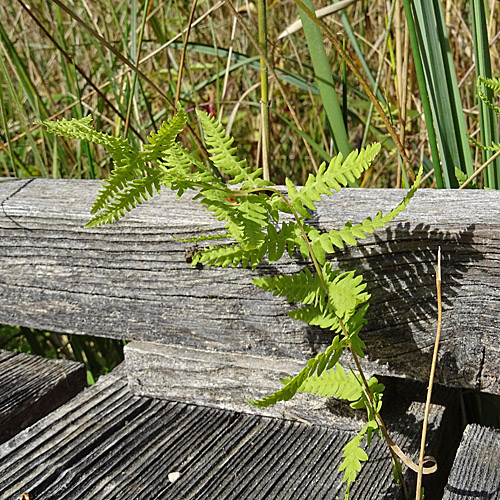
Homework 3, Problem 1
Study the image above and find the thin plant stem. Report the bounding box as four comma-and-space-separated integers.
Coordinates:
47, 0, 208, 157
176, 0, 199, 105
124, 0, 153, 137
257, 0, 270, 180
416, 247, 442, 499
15, 0, 143, 141
459, 147, 500, 189
226, 0, 319, 173
0, 0, 224, 154
361, 0, 397, 151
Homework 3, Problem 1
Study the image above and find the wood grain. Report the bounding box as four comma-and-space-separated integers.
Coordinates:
0, 349, 86, 443
0, 179, 499, 393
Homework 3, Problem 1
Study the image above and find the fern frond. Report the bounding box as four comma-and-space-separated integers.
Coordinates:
85, 172, 163, 227
324, 267, 370, 322
246, 335, 348, 407
37, 115, 126, 148
298, 363, 363, 400
171, 233, 228, 243
192, 242, 267, 269
159, 143, 224, 199
38, 115, 149, 216
266, 222, 293, 262
468, 135, 500, 153
285, 143, 381, 217
143, 104, 188, 162
289, 302, 369, 347
478, 75, 500, 93
302, 166, 423, 265
91, 151, 148, 215
196, 109, 271, 189
199, 190, 272, 250
477, 76, 500, 115
339, 420, 378, 499
253, 267, 328, 308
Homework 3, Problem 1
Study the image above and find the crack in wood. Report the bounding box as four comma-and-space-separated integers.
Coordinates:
1, 178, 35, 231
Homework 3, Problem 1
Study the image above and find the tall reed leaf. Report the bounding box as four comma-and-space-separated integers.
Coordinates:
297, 0, 350, 157
411, 0, 473, 188
471, 0, 500, 189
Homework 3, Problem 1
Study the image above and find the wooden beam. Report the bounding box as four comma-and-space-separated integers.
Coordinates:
0, 179, 499, 393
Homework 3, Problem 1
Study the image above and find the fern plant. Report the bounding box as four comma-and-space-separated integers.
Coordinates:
39, 107, 422, 499
460, 76, 500, 188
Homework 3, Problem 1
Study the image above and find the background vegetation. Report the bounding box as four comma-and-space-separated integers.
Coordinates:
0, 0, 498, 420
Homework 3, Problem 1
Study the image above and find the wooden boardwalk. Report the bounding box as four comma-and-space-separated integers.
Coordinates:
1, 357, 460, 500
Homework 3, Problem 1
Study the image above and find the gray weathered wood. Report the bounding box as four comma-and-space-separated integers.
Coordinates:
1, 178, 499, 392
125, 340, 350, 426
0, 349, 86, 443
442, 424, 500, 499
0, 366, 458, 500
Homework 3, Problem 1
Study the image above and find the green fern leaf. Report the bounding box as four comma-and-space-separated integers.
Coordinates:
196, 109, 271, 189
91, 151, 148, 215
323, 267, 370, 322
85, 172, 163, 227
478, 75, 500, 93
477, 76, 500, 115
143, 104, 187, 162
285, 143, 381, 218
171, 233, 228, 243
339, 420, 378, 499
247, 335, 348, 407
37, 115, 126, 148
302, 165, 423, 264
199, 191, 269, 250
298, 363, 363, 400
192, 242, 267, 269
38, 115, 149, 216
253, 267, 327, 307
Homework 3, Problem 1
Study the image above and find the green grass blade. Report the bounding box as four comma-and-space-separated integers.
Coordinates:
401, 0, 442, 188
0, 46, 47, 177
471, 0, 500, 189
297, 0, 350, 158
411, 0, 473, 188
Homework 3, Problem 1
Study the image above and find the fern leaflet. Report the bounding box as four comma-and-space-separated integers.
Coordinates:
196, 109, 270, 189
143, 103, 187, 162
285, 143, 381, 218
253, 267, 328, 308
246, 335, 348, 407
302, 166, 423, 264
339, 420, 378, 499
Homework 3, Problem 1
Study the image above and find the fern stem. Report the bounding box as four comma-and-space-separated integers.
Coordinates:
339, 318, 409, 499
236, 186, 328, 291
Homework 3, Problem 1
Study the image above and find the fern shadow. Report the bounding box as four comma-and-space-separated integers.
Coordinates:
335, 222, 483, 388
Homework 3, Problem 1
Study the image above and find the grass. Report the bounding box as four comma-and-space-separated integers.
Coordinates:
0, 1, 497, 186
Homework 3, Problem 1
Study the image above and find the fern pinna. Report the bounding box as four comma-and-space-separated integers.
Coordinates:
40, 107, 422, 498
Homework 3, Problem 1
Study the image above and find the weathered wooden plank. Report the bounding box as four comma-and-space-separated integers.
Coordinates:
0, 178, 499, 392
124, 340, 460, 436
0, 366, 459, 500
442, 424, 500, 499
125, 340, 344, 426
0, 349, 86, 443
